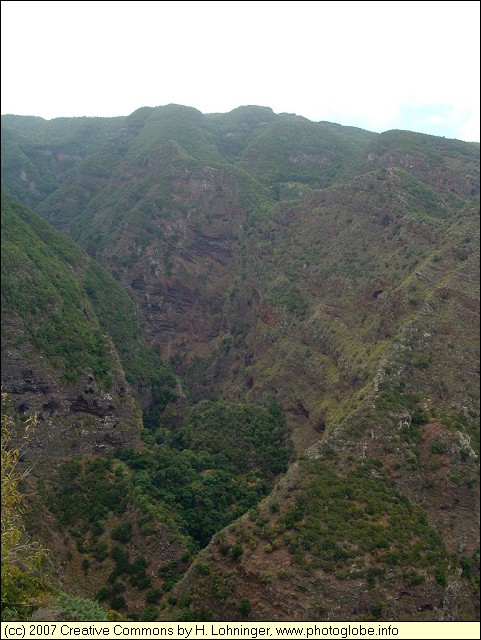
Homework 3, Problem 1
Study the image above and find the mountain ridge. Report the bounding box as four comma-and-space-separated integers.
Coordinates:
1, 104, 479, 621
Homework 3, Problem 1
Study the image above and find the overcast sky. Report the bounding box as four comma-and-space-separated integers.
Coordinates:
1, 0, 479, 141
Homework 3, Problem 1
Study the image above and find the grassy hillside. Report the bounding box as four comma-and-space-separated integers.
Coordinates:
1, 115, 123, 209
1, 190, 174, 393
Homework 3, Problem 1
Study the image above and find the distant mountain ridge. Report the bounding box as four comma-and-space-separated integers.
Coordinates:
1, 105, 479, 621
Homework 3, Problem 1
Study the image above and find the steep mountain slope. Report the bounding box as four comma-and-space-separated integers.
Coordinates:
1, 106, 479, 621
1, 191, 187, 617
170, 192, 480, 621
1, 190, 145, 456
1, 190, 291, 619
1, 115, 123, 210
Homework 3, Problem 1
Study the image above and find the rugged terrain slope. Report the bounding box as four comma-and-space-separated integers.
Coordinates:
1, 105, 479, 621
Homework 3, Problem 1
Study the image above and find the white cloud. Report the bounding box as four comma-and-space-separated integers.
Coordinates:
459, 111, 481, 143
1, 0, 479, 141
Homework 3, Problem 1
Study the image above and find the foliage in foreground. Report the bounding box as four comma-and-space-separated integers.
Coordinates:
1, 394, 47, 619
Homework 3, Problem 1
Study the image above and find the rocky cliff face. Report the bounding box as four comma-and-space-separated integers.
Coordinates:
1, 191, 148, 459
1, 332, 140, 459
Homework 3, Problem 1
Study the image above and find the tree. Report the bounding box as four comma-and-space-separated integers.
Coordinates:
1, 394, 45, 619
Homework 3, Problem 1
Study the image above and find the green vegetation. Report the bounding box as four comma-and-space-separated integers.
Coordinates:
41, 400, 290, 613
263, 280, 308, 318
279, 461, 449, 581
1, 105, 479, 622
1, 191, 113, 382
1, 395, 108, 621
237, 115, 374, 190
1, 190, 177, 426
366, 128, 480, 166
119, 401, 290, 548
50, 594, 107, 621
1, 395, 47, 619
